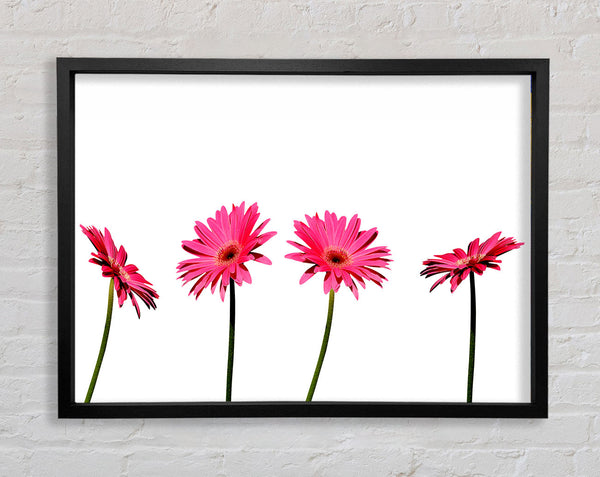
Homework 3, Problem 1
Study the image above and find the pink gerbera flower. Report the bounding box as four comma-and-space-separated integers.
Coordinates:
81, 225, 158, 318
80, 224, 158, 403
177, 202, 275, 402
286, 211, 391, 402
285, 211, 391, 299
177, 202, 276, 301
420, 231, 524, 293
420, 231, 523, 404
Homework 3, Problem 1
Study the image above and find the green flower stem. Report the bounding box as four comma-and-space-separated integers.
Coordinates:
226, 278, 236, 402
467, 271, 476, 403
306, 289, 336, 402
85, 278, 115, 403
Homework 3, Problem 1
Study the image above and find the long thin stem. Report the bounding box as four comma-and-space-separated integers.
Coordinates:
226, 278, 236, 402
306, 289, 336, 402
467, 271, 476, 403
85, 278, 115, 403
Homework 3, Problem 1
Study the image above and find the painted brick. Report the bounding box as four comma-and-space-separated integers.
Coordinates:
575, 448, 600, 476
550, 113, 587, 144
551, 373, 600, 408
29, 449, 123, 477
1, 299, 56, 336
572, 34, 600, 66
0, 188, 56, 228
0, 376, 49, 414
63, 1, 114, 31
548, 225, 582, 258
552, 71, 600, 106
493, 416, 590, 446
549, 261, 600, 298
520, 449, 576, 476
12, 68, 56, 105
549, 297, 600, 328
550, 333, 600, 369
0, 449, 33, 477
0, 335, 57, 375
11, 0, 67, 32
550, 189, 598, 220
414, 449, 523, 477
65, 37, 179, 58
453, 2, 501, 33
356, 4, 402, 33
408, 4, 453, 32
307, 2, 357, 33
587, 113, 600, 144
551, 146, 600, 186
479, 37, 575, 72
126, 449, 224, 476
160, 2, 218, 31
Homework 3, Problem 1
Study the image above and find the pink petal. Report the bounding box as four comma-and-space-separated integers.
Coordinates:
300, 265, 317, 284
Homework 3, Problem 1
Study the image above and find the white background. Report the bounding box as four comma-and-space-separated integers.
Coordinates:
74, 74, 530, 403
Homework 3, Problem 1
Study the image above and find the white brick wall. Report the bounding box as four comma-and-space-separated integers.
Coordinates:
0, 0, 598, 475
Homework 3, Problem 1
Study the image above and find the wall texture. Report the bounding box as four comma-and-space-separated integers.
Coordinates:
1, 1, 599, 475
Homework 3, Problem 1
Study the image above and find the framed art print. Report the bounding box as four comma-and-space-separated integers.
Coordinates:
57, 58, 548, 418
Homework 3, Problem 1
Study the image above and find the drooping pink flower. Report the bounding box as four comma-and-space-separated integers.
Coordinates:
80, 225, 159, 318
177, 202, 276, 301
285, 211, 392, 299
420, 231, 524, 293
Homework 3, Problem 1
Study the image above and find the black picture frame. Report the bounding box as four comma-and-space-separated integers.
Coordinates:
57, 58, 548, 419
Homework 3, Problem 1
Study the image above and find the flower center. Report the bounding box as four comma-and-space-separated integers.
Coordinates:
323, 247, 351, 268
217, 241, 242, 265
108, 258, 129, 281
457, 254, 485, 266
